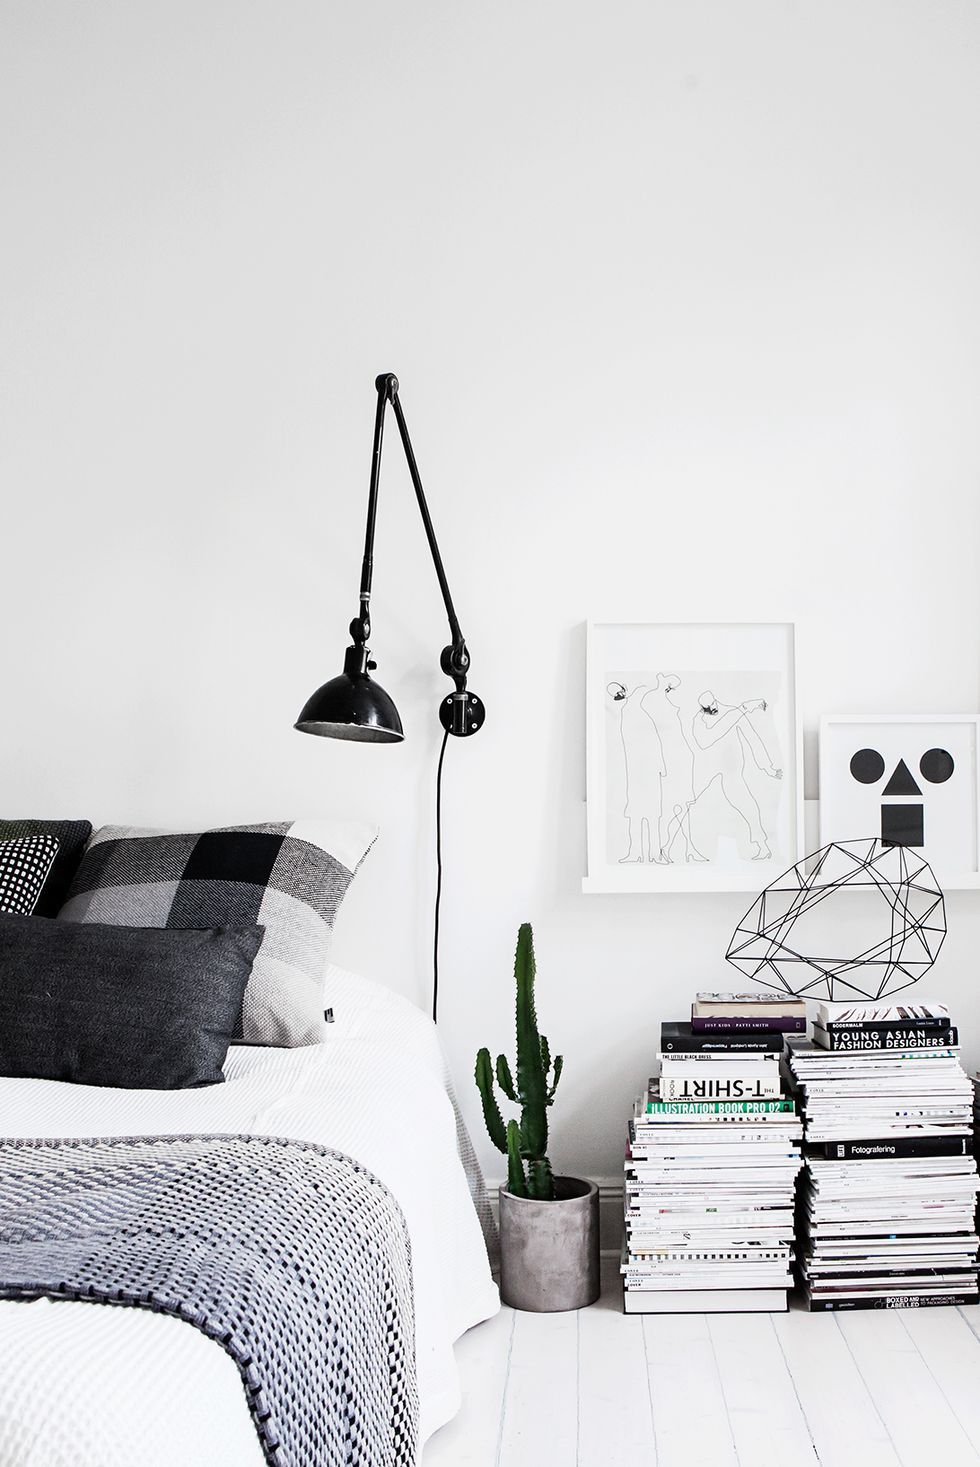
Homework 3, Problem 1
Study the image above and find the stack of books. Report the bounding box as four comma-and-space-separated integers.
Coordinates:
622, 993, 804, 1313
787, 1000, 980, 1312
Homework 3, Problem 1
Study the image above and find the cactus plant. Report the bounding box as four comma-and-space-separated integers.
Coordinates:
475, 923, 563, 1201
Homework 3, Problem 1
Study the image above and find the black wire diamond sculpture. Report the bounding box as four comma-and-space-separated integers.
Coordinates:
726, 838, 947, 1001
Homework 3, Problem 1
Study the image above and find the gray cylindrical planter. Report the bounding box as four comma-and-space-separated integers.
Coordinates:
499, 1176, 600, 1312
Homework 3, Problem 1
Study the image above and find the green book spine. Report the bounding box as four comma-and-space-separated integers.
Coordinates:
643, 1099, 794, 1115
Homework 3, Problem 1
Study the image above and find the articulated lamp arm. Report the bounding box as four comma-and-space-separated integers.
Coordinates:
350, 372, 483, 738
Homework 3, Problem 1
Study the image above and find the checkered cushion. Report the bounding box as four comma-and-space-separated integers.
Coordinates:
0, 836, 60, 915
0, 820, 92, 916
59, 821, 378, 1047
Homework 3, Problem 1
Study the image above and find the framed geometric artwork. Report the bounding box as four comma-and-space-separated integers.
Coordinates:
819, 714, 980, 890
584, 622, 803, 892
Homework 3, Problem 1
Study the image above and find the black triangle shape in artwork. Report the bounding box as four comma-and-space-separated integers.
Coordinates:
883, 758, 922, 796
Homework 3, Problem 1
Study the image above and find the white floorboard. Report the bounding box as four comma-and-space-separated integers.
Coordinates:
497, 1307, 579, 1463
422, 1259, 980, 1467
836, 1310, 980, 1466
643, 1312, 736, 1467
578, 1281, 656, 1464
896, 1307, 980, 1459
709, 1312, 819, 1465
772, 1308, 901, 1467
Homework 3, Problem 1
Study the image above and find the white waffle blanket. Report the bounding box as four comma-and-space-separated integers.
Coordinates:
0, 965, 499, 1466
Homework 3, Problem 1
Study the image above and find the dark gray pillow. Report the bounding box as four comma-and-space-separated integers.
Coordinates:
0, 820, 93, 916
0, 913, 263, 1089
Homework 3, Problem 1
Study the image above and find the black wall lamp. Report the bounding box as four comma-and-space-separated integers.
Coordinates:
295, 373, 486, 743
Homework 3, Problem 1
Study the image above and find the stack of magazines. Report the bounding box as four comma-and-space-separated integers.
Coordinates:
622, 993, 804, 1314
787, 1000, 979, 1312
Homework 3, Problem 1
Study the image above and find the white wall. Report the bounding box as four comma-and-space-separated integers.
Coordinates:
3, 1, 980, 1188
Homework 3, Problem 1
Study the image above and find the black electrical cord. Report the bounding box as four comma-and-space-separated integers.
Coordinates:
432, 727, 450, 1023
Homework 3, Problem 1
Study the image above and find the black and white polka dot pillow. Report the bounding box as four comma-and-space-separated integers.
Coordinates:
0, 835, 60, 915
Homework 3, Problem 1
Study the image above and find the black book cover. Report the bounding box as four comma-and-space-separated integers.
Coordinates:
804, 1136, 970, 1160
805, 1291, 978, 1312
824, 1014, 950, 1032
691, 1015, 806, 1033
803, 1132, 974, 1155
810, 1269, 978, 1284
813, 1024, 957, 1052
660, 1021, 784, 1054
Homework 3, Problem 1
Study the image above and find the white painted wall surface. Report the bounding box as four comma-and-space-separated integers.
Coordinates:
3, 1, 979, 1188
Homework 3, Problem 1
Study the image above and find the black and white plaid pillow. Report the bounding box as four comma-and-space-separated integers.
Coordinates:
59, 821, 377, 1047
0, 835, 60, 915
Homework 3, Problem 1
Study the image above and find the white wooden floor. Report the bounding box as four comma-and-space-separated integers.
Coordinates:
423, 1256, 980, 1467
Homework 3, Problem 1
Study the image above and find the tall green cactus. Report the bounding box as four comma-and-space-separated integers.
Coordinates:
475, 923, 563, 1201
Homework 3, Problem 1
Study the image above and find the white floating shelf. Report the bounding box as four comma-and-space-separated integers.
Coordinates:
581, 801, 980, 892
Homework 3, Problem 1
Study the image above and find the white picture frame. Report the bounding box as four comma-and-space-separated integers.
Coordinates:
584, 622, 803, 893
819, 714, 980, 890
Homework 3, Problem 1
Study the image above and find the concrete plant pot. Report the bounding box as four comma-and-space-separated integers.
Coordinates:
499, 1176, 600, 1311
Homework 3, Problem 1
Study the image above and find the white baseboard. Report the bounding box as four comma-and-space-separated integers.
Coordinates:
487, 1176, 623, 1254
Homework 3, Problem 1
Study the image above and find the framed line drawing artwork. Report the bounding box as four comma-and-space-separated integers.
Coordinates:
584, 622, 803, 893
819, 714, 980, 890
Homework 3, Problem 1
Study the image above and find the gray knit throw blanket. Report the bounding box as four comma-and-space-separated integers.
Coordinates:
0, 1134, 418, 1467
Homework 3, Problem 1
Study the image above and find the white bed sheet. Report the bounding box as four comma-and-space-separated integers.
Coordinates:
0, 965, 499, 1466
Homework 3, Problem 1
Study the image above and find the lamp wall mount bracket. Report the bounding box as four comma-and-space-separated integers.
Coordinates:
439, 690, 485, 738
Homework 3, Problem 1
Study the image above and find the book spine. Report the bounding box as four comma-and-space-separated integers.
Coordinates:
822, 1015, 950, 1032
657, 1056, 780, 1067
661, 1038, 783, 1053
626, 1250, 790, 1263
806, 1291, 978, 1312
658, 1075, 783, 1100
815, 1026, 957, 1051
644, 1098, 793, 1115
630, 1123, 799, 1140
805, 1136, 970, 1160
816, 1008, 949, 1027
691, 1016, 806, 1033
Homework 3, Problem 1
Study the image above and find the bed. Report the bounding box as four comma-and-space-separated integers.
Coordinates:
0, 962, 499, 1466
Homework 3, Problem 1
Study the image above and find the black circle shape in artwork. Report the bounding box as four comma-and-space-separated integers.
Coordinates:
920, 748, 955, 784
850, 748, 885, 784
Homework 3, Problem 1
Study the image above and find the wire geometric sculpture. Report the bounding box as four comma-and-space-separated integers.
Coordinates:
726, 838, 947, 1001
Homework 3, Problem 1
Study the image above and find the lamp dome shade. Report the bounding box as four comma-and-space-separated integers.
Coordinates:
294, 672, 404, 742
